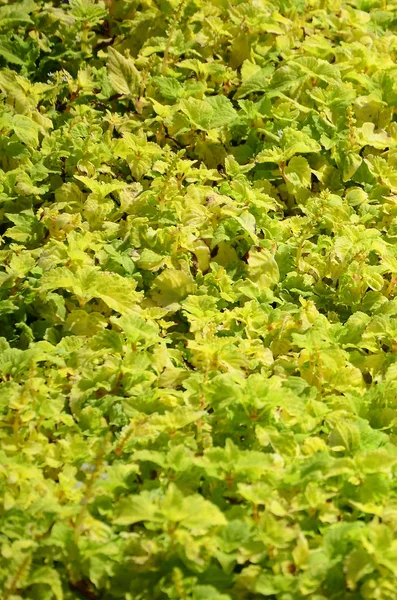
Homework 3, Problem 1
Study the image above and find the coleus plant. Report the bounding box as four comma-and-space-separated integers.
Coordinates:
2, 0, 397, 598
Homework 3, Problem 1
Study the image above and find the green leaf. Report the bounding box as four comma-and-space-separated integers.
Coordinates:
115, 484, 226, 531
256, 128, 321, 164
329, 421, 361, 453
179, 98, 214, 131
107, 47, 140, 97
281, 128, 322, 161
70, 0, 107, 23
0, 1, 35, 29
152, 268, 197, 306
4, 210, 44, 244
0, 35, 38, 66
28, 567, 63, 600
152, 76, 184, 100
357, 122, 393, 150
12, 115, 41, 147
114, 491, 160, 525
235, 66, 275, 99
205, 96, 238, 129
40, 267, 142, 314
284, 156, 311, 189
247, 248, 280, 289
192, 585, 231, 600
341, 152, 363, 182
344, 548, 374, 591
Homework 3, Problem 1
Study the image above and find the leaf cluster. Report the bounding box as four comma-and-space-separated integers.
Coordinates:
2, 0, 397, 599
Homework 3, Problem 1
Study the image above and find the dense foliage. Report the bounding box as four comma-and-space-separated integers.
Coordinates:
2, 0, 397, 598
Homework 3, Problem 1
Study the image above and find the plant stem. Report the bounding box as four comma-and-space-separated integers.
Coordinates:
162, 0, 186, 75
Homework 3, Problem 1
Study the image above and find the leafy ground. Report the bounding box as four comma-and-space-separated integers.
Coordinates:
2, 0, 397, 598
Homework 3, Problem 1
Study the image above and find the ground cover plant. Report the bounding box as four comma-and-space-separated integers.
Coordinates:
3, 0, 397, 598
